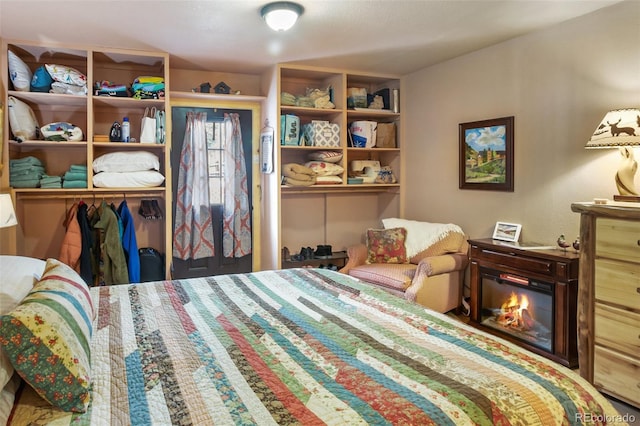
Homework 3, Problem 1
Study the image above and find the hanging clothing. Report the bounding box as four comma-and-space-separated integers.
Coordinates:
59, 202, 82, 272
117, 200, 140, 283
77, 202, 94, 285
173, 111, 215, 260
222, 113, 252, 258
94, 201, 129, 285
88, 204, 102, 285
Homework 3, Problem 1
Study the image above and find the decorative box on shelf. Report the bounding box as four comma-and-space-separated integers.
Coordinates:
280, 114, 300, 146
302, 120, 340, 147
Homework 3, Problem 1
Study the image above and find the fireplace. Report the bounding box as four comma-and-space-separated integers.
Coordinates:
479, 269, 554, 353
468, 239, 579, 368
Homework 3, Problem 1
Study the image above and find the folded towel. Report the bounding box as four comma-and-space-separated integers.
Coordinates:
10, 156, 42, 167
10, 166, 46, 176
11, 173, 44, 182
62, 180, 88, 189
40, 175, 62, 185
63, 171, 88, 181
10, 179, 40, 188
69, 164, 88, 172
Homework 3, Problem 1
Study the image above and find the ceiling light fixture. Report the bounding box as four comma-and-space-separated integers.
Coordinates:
586, 108, 640, 202
261, 2, 304, 32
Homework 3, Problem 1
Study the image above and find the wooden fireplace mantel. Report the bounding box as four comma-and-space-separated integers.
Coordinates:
468, 238, 580, 368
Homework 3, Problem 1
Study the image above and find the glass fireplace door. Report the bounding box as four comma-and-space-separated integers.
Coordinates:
480, 269, 554, 352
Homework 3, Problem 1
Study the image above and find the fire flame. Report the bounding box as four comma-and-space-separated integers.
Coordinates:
501, 292, 529, 312
498, 292, 533, 329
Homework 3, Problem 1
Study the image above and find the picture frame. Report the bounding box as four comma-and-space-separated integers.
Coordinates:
459, 116, 514, 191
492, 221, 522, 242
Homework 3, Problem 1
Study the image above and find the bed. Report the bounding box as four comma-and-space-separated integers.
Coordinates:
1, 257, 624, 425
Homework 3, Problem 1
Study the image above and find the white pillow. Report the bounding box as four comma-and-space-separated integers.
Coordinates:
0, 373, 21, 425
382, 218, 464, 259
307, 151, 343, 163
315, 176, 343, 184
93, 170, 165, 188
0, 256, 45, 315
50, 81, 88, 96
8, 50, 32, 92
0, 256, 46, 393
44, 63, 87, 87
7, 96, 39, 142
93, 151, 160, 173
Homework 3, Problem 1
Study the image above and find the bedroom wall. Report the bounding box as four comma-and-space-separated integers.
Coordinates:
403, 0, 640, 245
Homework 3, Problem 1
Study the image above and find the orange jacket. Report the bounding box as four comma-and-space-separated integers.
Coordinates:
59, 203, 82, 272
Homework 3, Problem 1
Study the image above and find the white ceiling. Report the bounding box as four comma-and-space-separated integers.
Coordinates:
0, 0, 624, 76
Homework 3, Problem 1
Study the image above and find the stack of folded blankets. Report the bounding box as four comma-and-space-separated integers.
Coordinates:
62, 164, 88, 188
39, 174, 61, 189
282, 163, 316, 186
94, 80, 129, 97
9, 156, 45, 188
131, 76, 165, 99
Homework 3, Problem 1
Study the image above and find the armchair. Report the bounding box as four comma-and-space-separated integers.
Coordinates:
340, 220, 469, 313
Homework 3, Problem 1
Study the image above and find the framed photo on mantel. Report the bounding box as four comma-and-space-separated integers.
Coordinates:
492, 221, 522, 242
459, 116, 514, 191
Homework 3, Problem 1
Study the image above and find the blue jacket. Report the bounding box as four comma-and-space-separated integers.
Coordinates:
117, 200, 140, 283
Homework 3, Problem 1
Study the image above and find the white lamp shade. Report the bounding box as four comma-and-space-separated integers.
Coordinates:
586, 108, 640, 148
261, 2, 303, 31
0, 194, 17, 228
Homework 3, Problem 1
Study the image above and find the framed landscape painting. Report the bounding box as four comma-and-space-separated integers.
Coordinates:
459, 116, 514, 191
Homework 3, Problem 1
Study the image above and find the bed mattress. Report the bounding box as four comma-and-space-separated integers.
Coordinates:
8, 268, 622, 425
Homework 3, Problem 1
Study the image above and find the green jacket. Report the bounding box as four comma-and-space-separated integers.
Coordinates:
94, 201, 129, 285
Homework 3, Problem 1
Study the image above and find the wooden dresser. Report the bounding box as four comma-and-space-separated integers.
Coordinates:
571, 202, 640, 408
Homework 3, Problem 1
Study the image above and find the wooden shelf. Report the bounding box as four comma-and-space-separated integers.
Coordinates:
3, 40, 172, 279
7, 90, 87, 106
170, 91, 265, 103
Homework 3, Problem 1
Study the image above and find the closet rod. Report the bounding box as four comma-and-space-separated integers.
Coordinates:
17, 193, 165, 200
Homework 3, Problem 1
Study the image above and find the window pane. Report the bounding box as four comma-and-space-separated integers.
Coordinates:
208, 150, 221, 177
207, 121, 225, 205
207, 122, 223, 149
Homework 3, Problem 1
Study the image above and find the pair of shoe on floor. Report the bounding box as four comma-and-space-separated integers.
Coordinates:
138, 199, 163, 220
290, 245, 333, 261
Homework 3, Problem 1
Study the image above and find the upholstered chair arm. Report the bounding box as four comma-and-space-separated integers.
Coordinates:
404, 252, 468, 313
415, 252, 469, 278
339, 244, 368, 274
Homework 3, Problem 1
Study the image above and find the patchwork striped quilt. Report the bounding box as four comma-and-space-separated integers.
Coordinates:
9, 268, 621, 425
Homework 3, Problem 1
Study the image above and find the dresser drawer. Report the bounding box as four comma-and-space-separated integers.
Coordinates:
595, 303, 640, 357
596, 218, 640, 264
594, 345, 640, 406
595, 258, 640, 310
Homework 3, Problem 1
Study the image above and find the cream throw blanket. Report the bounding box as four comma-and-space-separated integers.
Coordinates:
382, 218, 464, 258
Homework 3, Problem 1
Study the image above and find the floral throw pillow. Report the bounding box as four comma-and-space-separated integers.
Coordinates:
0, 258, 95, 412
366, 227, 408, 264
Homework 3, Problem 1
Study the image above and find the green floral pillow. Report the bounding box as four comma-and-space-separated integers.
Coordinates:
366, 227, 408, 264
0, 258, 95, 412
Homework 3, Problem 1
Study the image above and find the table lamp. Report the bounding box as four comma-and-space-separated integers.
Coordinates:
0, 193, 18, 228
585, 108, 640, 202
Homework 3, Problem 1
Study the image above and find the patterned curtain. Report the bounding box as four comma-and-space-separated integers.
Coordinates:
173, 112, 215, 260
222, 113, 251, 257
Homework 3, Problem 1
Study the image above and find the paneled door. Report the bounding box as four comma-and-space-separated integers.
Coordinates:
170, 106, 253, 278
